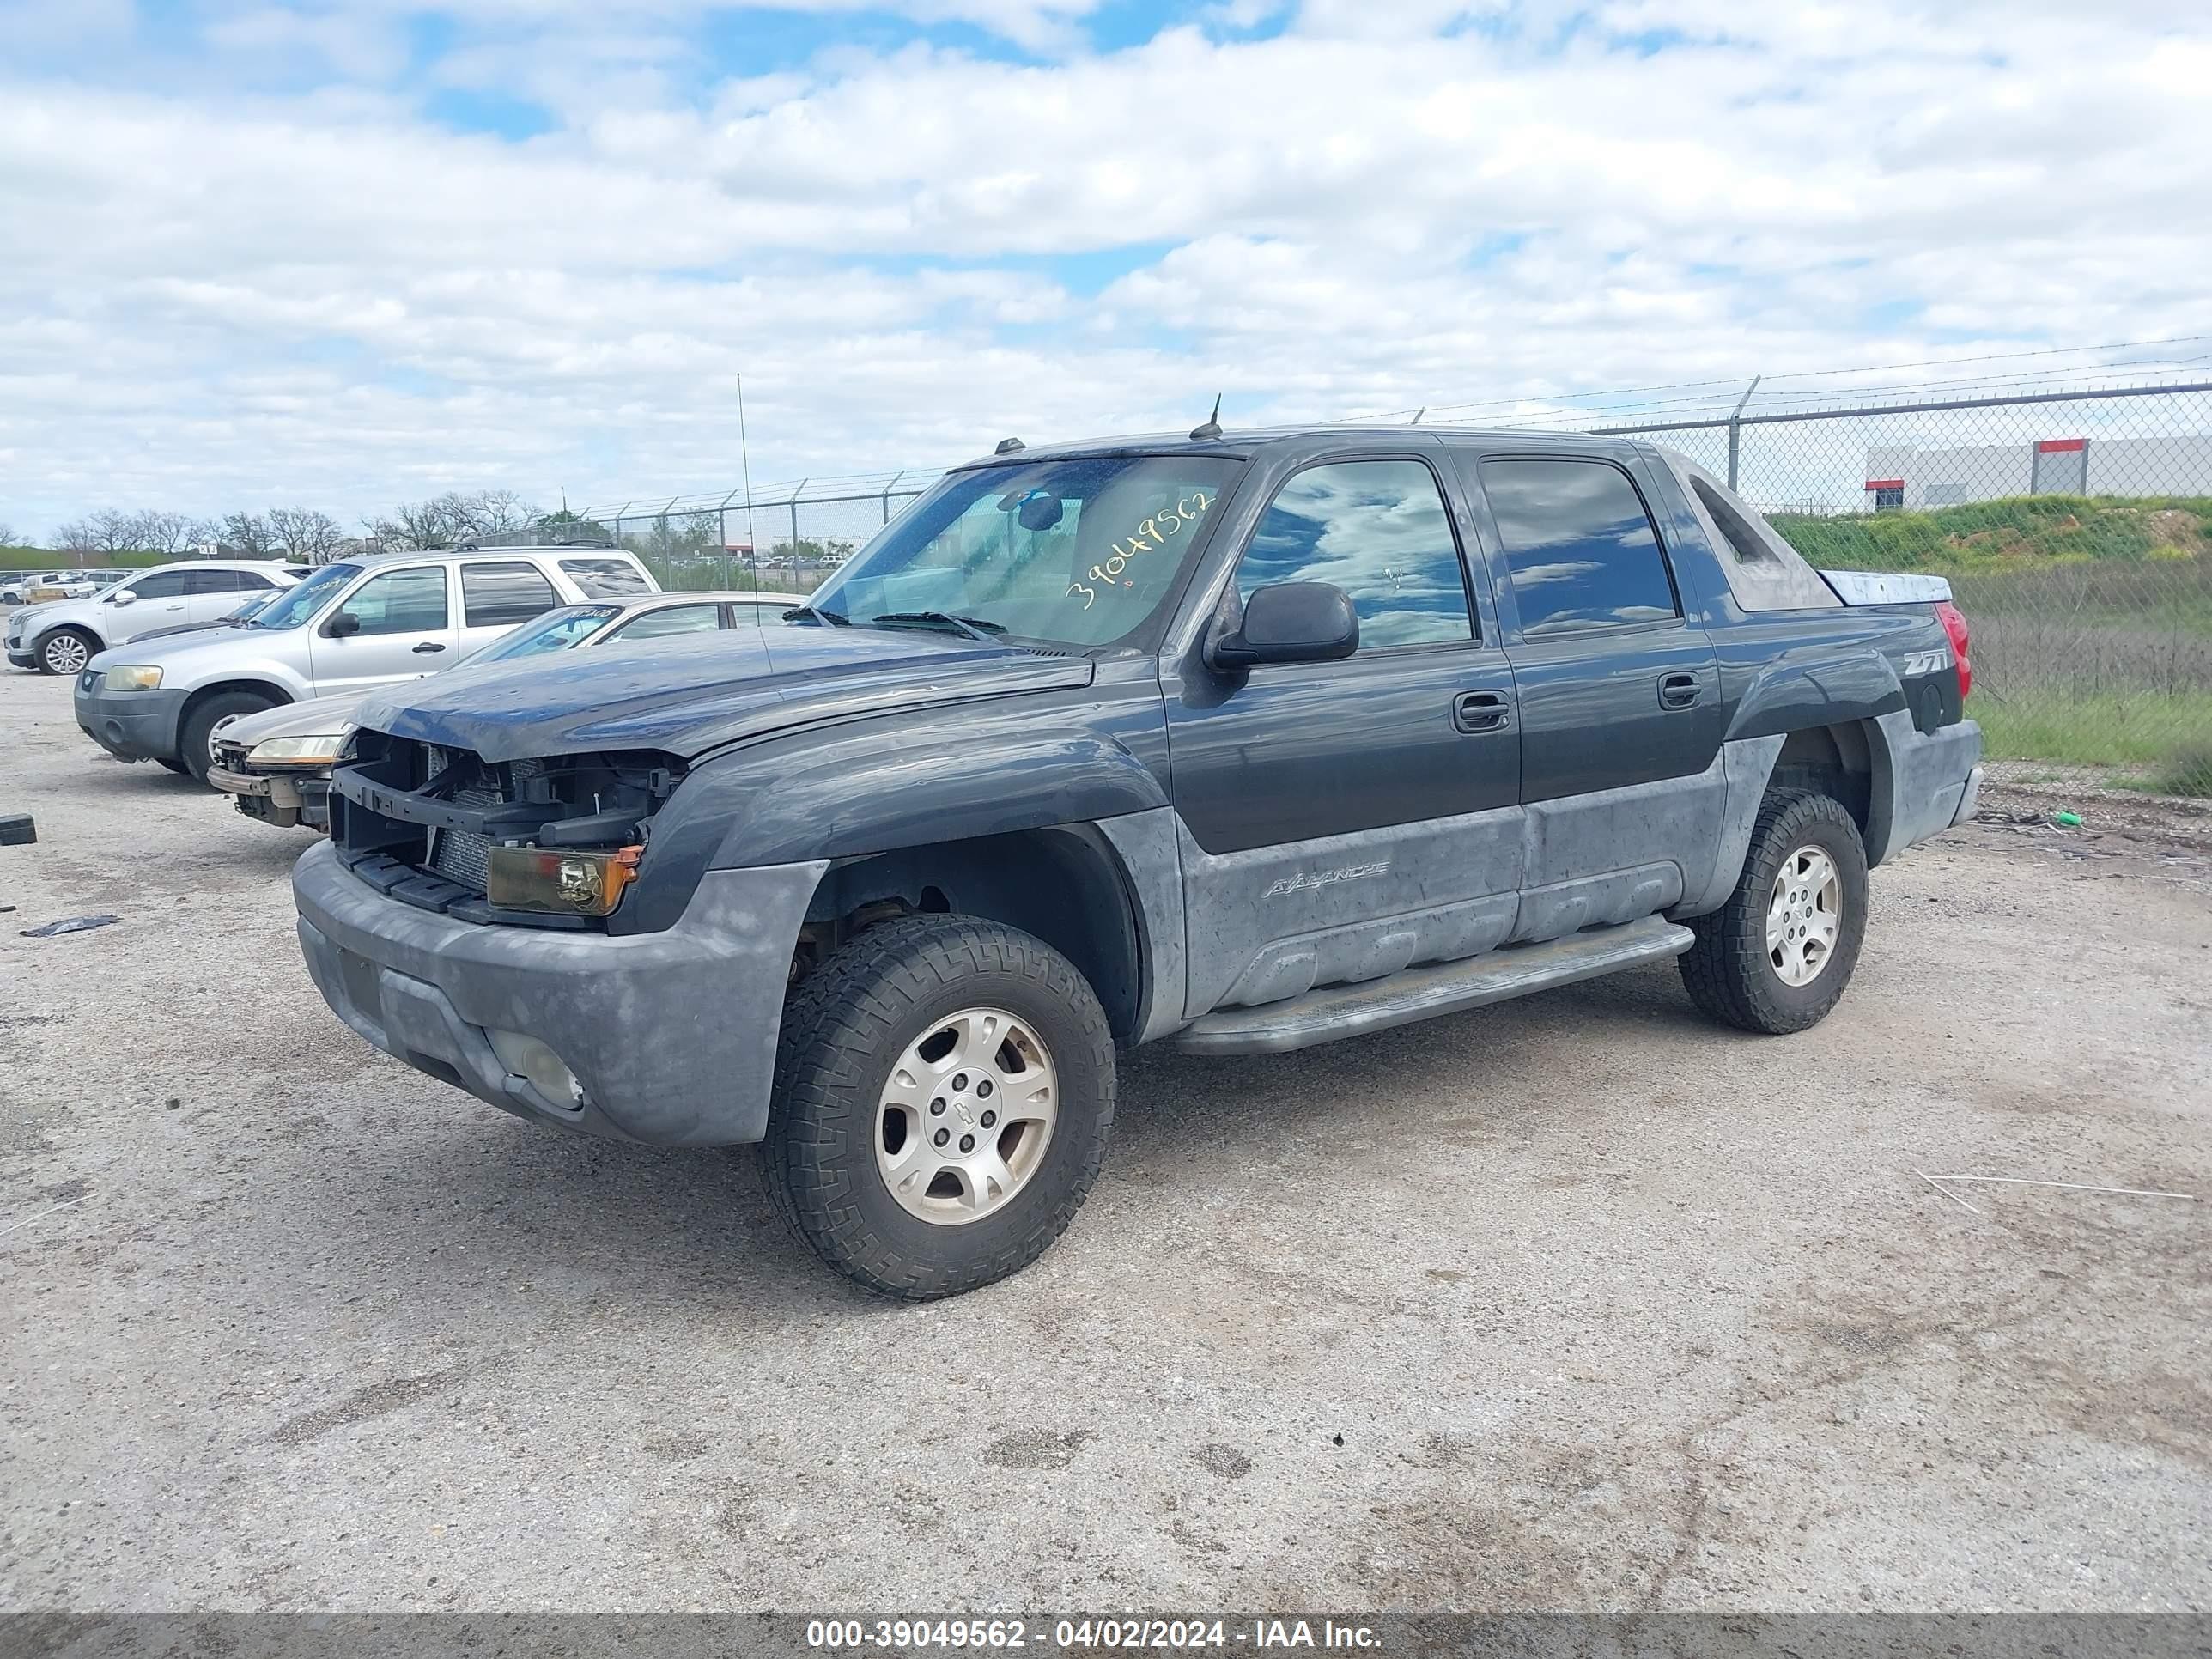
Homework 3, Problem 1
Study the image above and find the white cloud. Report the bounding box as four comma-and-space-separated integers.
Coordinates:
1, 0, 2209, 535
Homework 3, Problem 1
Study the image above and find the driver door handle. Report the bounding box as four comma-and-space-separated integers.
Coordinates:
411, 642, 447, 654
1659, 672, 1705, 709
1454, 689, 1513, 734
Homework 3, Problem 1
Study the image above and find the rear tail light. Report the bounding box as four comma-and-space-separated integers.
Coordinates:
1935, 600, 1972, 701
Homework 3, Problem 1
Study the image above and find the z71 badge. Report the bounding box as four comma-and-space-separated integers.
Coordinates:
1901, 647, 1952, 678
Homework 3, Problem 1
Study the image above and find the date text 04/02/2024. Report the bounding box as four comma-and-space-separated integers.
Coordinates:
805, 1619, 1382, 1650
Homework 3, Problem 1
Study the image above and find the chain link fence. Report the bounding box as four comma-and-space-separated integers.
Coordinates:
585, 374, 2212, 799
577, 471, 931, 598
1575, 381, 2212, 796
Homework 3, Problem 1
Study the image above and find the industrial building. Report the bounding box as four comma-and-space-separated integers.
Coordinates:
1862, 434, 2212, 509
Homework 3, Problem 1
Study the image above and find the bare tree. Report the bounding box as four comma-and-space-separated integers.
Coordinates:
221, 511, 278, 559
362, 490, 544, 551
268, 507, 346, 565
130, 510, 214, 557
362, 498, 461, 551
447, 489, 541, 539
0, 520, 19, 548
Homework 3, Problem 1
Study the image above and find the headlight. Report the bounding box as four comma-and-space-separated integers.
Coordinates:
487, 844, 641, 917
102, 666, 162, 690
246, 730, 354, 767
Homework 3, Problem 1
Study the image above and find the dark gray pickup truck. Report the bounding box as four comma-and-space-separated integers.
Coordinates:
292, 424, 1981, 1297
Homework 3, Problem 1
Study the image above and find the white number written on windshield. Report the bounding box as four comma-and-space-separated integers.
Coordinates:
1066, 491, 1214, 610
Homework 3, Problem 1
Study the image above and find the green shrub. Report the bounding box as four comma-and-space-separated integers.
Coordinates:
2149, 740, 2212, 799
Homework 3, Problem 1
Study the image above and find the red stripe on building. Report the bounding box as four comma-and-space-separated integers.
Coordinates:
1864, 478, 1905, 490
2035, 438, 2087, 453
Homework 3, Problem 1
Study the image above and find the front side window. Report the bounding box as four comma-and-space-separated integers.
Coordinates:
811, 455, 1242, 649
610, 604, 721, 641
461, 561, 559, 628
125, 571, 191, 600
1236, 459, 1472, 650
335, 567, 449, 635
1480, 459, 1680, 636
474, 605, 619, 663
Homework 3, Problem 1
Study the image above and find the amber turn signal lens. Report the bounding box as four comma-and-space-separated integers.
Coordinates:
486, 844, 641, 916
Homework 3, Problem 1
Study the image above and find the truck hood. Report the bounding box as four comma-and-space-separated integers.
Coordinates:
356, 624, 1094, 763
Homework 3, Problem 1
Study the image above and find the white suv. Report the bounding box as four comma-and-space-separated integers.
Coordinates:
7, 561, 301, 672
71, 546, 659, 781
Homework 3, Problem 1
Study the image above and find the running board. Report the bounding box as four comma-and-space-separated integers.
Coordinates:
1170, 916, 1696, 1056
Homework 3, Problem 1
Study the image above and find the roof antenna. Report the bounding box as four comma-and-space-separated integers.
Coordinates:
1412, 406, 1426, 425
1189, 394, 1223, 441
995, 436, 1026, 454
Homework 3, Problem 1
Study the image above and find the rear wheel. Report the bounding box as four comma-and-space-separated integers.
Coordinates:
37, 629, 99, 676
763, 914, 1115, 1299
1680, 788, 1869, 1035
178, 690, 275, 786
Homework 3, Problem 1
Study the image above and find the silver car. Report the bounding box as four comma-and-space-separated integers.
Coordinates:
71, 545, 658, 781
209, 591, 799, 830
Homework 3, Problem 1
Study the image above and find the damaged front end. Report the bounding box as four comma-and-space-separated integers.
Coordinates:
328, 730, 686, 928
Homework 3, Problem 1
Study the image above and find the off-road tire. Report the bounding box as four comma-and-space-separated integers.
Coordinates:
763, 914, 1115, 1299
37, 628, 100, 677
1680, 788, 1869, 1036
179, 690, 275, 787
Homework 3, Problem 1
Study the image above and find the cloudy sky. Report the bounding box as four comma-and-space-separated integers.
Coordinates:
2, 0, 2207, 538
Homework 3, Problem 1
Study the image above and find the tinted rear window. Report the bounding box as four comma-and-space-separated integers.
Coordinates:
461, 561, 559, 628
1480, 459, 1680, 635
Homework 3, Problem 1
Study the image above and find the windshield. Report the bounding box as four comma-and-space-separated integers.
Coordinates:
248, 562, 359, 629
810, 455, 1241, 648
475, 604, 620, 662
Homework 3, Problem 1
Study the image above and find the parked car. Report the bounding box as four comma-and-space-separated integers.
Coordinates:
290, 426, 1981, 1299
8, 561, 304, 676
21, 569, 132, 603
2, 571, 69, 606
128, 572, 315, 643
72, 545, 660, 782
210, 591, 796, 830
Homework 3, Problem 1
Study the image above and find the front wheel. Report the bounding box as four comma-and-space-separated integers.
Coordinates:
763, 915, 1116, 1299
178, 690, 275, 786
37, 629, 100, 676
1680, 788, 1869, 1035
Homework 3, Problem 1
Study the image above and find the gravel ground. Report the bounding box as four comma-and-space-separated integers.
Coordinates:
2, 668, 2208, 1614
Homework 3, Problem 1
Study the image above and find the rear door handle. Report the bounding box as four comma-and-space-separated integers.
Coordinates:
1454, 689, 1513, 734
412, 642, 448, 654
1658, 672, 1704, 709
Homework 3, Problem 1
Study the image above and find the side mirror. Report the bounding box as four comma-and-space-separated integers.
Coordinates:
325, 611, 362, 638
107, 590, 136, 606
1206, 581, 1359, 671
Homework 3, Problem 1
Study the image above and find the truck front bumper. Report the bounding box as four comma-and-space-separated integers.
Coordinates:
74, 682, 189, 763
292, 840, 827, 1146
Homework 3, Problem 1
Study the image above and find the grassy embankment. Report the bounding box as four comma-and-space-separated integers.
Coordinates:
1769, 496, 2212, 793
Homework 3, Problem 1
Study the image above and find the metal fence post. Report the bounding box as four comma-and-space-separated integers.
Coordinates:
1726, 375, 1762, 490
881, 471, 903, 524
